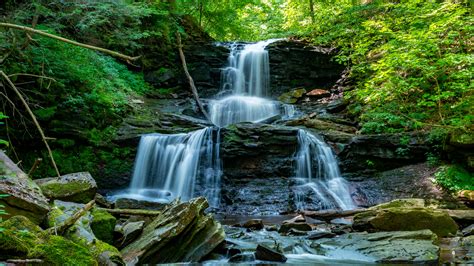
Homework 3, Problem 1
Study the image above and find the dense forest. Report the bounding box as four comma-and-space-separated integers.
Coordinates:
0, 0, 473, 265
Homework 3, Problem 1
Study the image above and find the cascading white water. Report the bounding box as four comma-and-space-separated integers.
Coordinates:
209, 39, 283, 127
293, 129, 355, 210
118, 127, 221, 207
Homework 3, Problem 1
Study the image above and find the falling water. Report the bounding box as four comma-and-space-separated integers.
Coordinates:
209, 39, 283, 127
120, 127, 221, 207
293, 129, 355, 210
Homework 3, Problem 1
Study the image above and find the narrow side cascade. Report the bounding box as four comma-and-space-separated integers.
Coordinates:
116, 127, 222, 207
210, 39, 285, 127
293, 129, 355, 211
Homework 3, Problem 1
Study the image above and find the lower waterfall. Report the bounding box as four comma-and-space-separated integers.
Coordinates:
293, 129, 355, 210
119, 127, 222, 207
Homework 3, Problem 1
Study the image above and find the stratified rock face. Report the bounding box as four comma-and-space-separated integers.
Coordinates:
446, 130, 474, 170
267, 40, 344, 98
221, 123, 299, 179
315, 230, 440, 264
0, 151, 50, 224
339, 133, 430, 173
121, 197, 225, 264
353, 199, 459, 237
36, 172, 97, 203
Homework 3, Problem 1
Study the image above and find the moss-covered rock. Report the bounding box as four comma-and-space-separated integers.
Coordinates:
36, 172, 97, 203
0, 216, 96, 265
0, 152, 50, 224
353, 205, 459, 237
278, 88, 306, 104
47, 200, 125, 265
91, 208, 116, 244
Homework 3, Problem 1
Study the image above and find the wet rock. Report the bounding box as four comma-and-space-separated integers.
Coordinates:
121, 197, 225, 264
95, 193, 113, 208
48, 200, 124, 265
255, 244, 287, 262
115, 220, 145, 248
353, 205, 458, 237
307, 230, 336, 240
242, 219, 264, 230
286, 228, 309, 236
315, 230, 439, 264
0, 216, 96, 264
266, 225, 278, 231
286, 117, 356, 134
462, 235, 474, 263
114, 198, 167, 210
36, 172, 97, 204
0, 151, 50, 224
462, 224, 474, 237
229, 253, 255, 262
279, 220, 312, 234
278, 88, 306, 104
306, 89, 330, 99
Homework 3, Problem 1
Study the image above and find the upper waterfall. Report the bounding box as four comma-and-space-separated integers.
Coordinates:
209, 39, 284, 127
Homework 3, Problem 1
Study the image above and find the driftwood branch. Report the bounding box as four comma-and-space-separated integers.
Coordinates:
48, 200, 95, 235
99, 207, 161, 217
302, 209, 367, 221
0, 23, 140, 62
0, 70, 60, 177
176, 31, 211, 121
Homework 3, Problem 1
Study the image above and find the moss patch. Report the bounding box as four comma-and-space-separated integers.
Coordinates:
91, 208, 116, 244
40, 181, 95, 203
0, 216, 96, 265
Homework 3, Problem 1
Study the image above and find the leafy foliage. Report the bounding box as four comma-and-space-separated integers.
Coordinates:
434, 164, 474, 192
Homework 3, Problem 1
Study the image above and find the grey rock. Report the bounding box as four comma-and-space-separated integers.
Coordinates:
114, 198, 167, 210
255, 244, 287, 262
0, 151, 50, 224
121, 197, 225, 264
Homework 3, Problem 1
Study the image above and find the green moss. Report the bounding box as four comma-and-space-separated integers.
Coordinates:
46, 207, 66, 228
0, 216, 96, 264
40, 181, 94, 203
90, 240, 124, 265
90, 208, 116, 244
434, 164, 474, 192
31, 235, 97, 266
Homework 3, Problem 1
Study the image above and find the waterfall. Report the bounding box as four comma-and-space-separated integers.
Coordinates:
121, 127, 221, 207
209, 39, 283, 127
293, 129, 355, 211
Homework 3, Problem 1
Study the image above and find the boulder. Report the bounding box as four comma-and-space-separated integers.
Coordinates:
121, 197, 225, 264
91, 208, 117, 244
255, 244, 287, 262
0, 151, 50, 224
278, 88, 306, 104
242, 219, 264, 230
314, 230, 439, 264
278, 216, 312, 234
114, 197, 167, 210
307, 230, 336, 240
0, 216, 96, 265
286, 117, 356, 134
36, 172, 97, 203
115, 220, 145, 248
47, 200, 124, 265
353, 205, 458, 237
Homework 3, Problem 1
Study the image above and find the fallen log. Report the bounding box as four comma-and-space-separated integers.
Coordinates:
98, 208, 161, 217
47, 200, 95, 235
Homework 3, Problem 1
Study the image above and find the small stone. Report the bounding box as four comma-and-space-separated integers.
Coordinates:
287, 228, 308, 236
242, 219, 264, 230
229, 253, 255, 262
255, 244, 287, 262
307, 230, 336, 240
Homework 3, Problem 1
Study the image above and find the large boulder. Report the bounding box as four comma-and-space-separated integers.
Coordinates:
121, 197, 225, 264
314, 230, 440, 264
0, 151, 50, 224
0, 216, 96, 265
353, 200, 459, 237
36, 172, 97, 203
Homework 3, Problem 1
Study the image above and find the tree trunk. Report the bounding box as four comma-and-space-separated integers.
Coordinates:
309, 0, 315, 24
